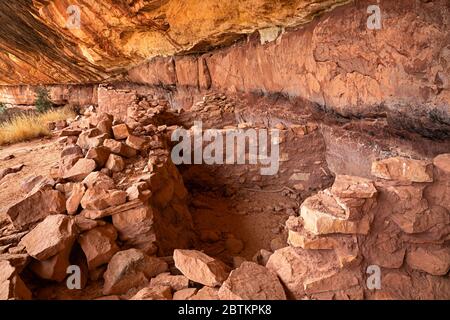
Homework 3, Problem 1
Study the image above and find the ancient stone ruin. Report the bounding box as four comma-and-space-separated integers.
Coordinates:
0, 0, 449, 301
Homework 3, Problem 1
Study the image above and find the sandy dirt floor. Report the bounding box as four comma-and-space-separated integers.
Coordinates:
0, 136, 62, 219
190, 190, 296, 262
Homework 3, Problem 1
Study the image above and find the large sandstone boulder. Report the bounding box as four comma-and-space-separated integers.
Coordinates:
371, 157, 433, 182
29, 238, 74, 282
331, 175, 377, 199
63, 159, 97, 182
74, 216, 106, 232
86, 146, 111, 168
103, 139, 137, 158
66, 182, 86, 215
77, 128, 107, 150
0, 261, 32, 300
81, 199, 143, 220
78, 224, 119, 270
406, 247, 450, 276
105, 154, 125, 172
112, 205, 157, 254
80, 187, 127, 210
173, 249, 230, 287
6, 188, 66, 230
82, 172, 115, 190
20, 215, 76, 261
57, 145, 84, 178
94, 114, 113, 136
21, 175, 55, 195
112, 124, 130, 140
103, 249, 168, 295
149, 273, 189, 292
218, 262, 286, 300
266, 247, 344, 300
60, 145, 83, 159
130, 285, 172, 300
300, 192, 372, 235
126, 135, 148, 151
89, 113, 114, 128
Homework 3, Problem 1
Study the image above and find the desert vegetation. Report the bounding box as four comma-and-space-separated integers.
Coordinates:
0, 106, 75, 145
0, 102, 6, 114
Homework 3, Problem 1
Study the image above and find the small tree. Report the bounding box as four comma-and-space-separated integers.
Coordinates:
0, 102, 6, 114
35, 87, 53, 113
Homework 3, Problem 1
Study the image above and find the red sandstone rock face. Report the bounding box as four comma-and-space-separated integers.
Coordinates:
0, 0, 448, 137
267, 152, 450, 300
0, 0, 350, 85
0, 85, 97, 106
125, 0, 450, 137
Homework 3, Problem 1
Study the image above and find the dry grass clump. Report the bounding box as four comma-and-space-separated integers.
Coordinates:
0, 107, 76, 145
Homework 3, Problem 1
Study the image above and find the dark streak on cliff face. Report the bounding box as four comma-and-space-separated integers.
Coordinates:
0, 0, 109, 85
0, 0, 352, 85
0, 0, 448, 138
124, 0, 450, 138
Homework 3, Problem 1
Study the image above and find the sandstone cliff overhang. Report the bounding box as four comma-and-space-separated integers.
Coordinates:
0, 0, 350, 85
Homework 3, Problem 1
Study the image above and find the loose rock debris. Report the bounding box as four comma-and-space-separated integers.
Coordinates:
0, 96, 449, 300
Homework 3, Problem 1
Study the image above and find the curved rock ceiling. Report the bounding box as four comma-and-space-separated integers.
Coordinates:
0, 0, 350, 85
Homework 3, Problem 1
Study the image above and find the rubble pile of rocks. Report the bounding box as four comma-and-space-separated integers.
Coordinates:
269, 155, 450, 299
126, 97, 175, 133
1, 96, 449, 300
175, 93, 330, 199
192, 93, 235, 112
0, 105, 196, 299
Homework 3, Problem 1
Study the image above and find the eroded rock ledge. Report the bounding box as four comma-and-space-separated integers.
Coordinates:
125, 0, 450, 137
1, 102, 449, 299
0, 0, 350, 85
1, 0, 449, 137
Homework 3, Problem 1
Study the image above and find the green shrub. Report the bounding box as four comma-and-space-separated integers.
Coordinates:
0, 102, 6, 114
35, 87, 53, 113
